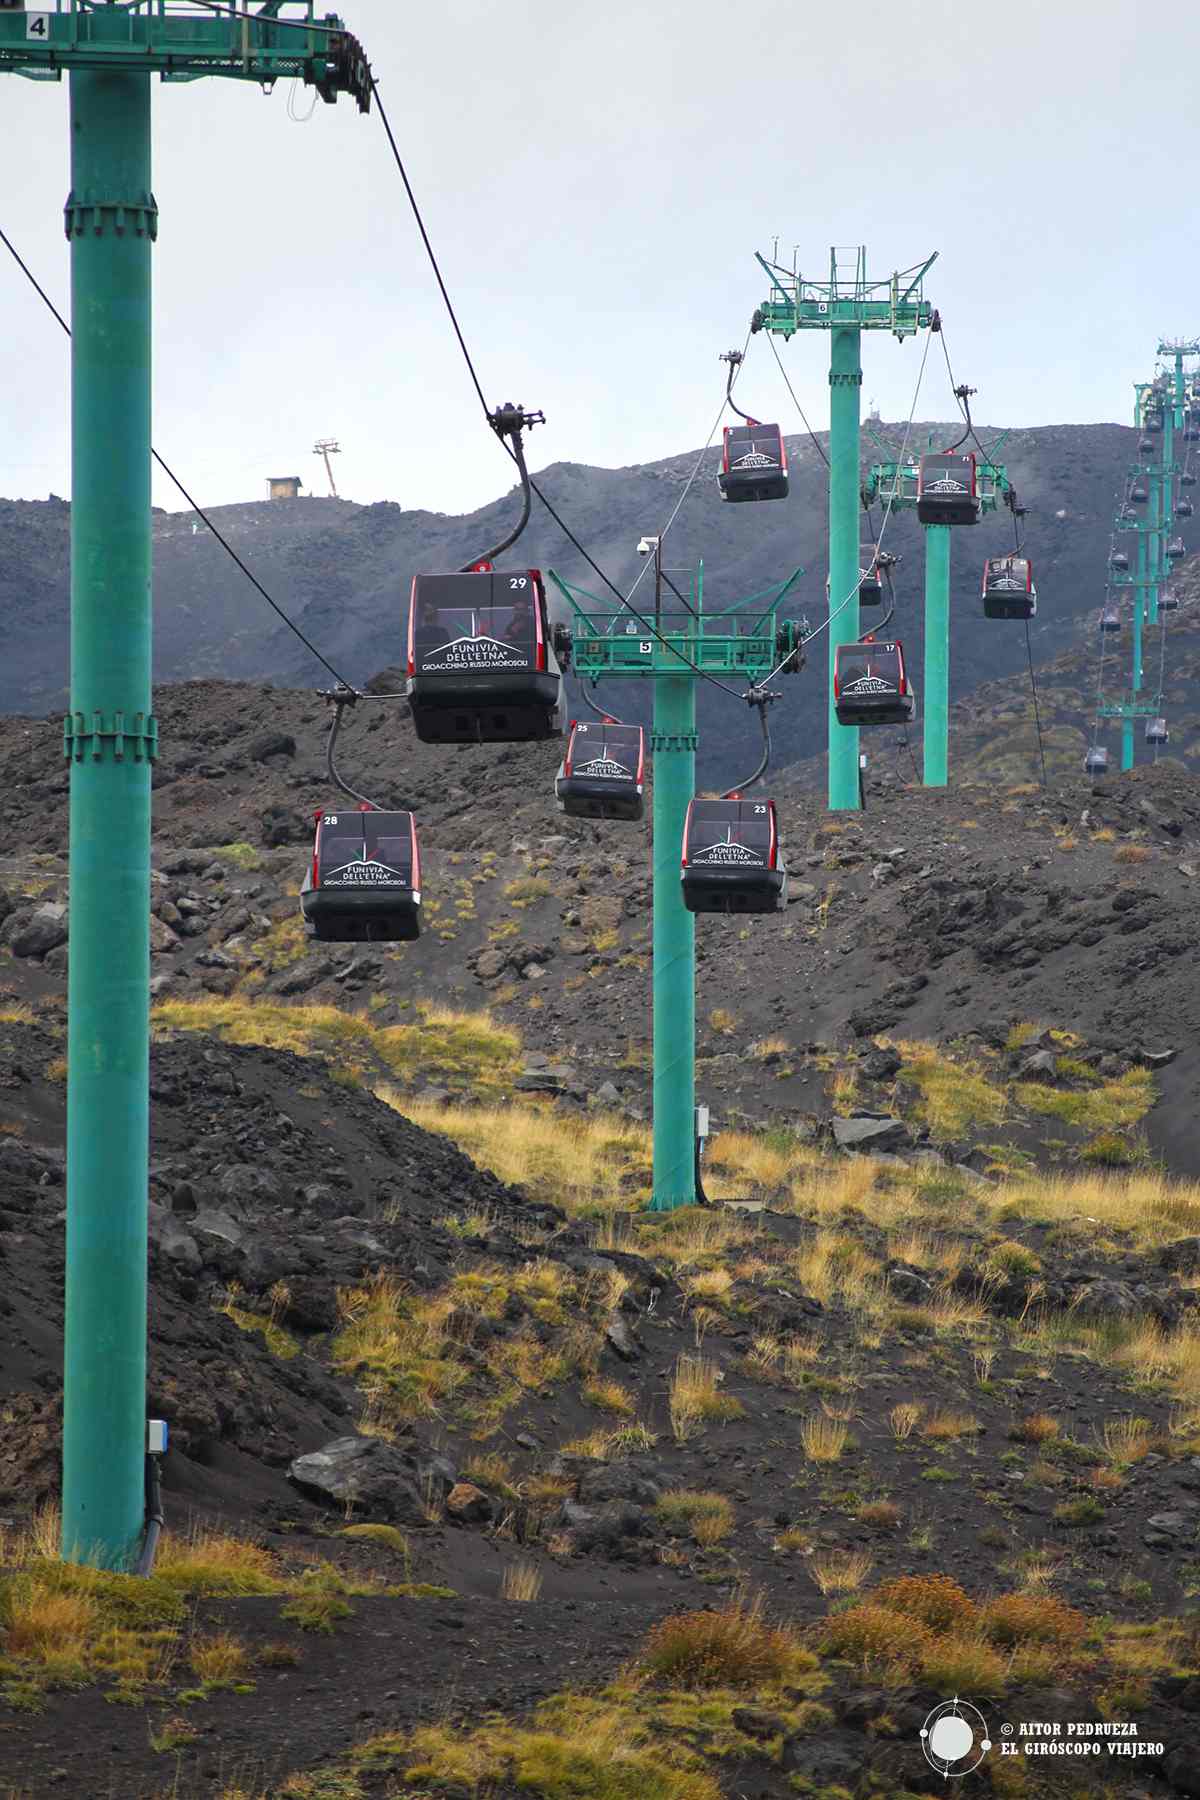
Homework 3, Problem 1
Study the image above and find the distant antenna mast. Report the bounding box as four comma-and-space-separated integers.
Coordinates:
313, 438, 341, 498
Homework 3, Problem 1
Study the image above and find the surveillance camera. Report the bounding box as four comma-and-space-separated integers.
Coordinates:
637, 535, 658, 556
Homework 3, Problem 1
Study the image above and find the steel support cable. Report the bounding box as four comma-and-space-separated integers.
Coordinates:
326, 692, 383, 811
1024, 617, 1048, 789
721, 695, 773, 798
765, 331, 829, 469
0, 223, 358, 693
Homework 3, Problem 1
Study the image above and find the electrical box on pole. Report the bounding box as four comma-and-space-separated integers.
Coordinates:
0, 0, 372, 1571
751, 246, 936, 811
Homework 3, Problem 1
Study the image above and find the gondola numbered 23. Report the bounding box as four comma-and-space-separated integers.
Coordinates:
407, 568, 565, 744
833, 640, 917, 726
300, 809, 421, 943
681, 797, 788, 915
555, 720, 645, 821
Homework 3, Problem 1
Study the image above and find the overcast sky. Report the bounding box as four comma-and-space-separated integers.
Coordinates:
1, 0, 1197, 517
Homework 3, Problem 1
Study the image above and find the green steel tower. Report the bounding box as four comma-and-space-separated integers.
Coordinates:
863, 455, 1009, 787
0, 1, 371, 1570
752, 248, 935, 810
549, 567, 804, 1212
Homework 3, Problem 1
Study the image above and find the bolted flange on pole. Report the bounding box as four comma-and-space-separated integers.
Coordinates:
62, 67, 155, 1570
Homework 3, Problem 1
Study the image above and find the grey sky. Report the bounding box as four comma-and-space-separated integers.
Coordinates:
1, 1, 1197, 516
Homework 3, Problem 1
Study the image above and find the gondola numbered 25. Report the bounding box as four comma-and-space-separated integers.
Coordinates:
717, 422, 789, 503
555, 720, 645, 821
982, 555, 1037, 620
300, 809, 421, 943
681, 797, 788, 915
833, 640, 917, 726
407, 568, 565, 743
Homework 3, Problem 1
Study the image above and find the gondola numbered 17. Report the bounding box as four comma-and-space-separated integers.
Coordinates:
833, 639, 917, 726
555, 720, 646, 821
681, 797, 788, 915
407, 568, 565, 743
300, 808, 421, 943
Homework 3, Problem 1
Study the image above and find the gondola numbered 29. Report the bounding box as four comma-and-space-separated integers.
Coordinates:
982, 555, 1037, 620
916, 453, 980, 526
833, 639, 917, 726
300, 809, 421, 943
407, 568, 564, 743
717, 422, 789, 503
555, 720, 645, 821
681, 797, 788, 915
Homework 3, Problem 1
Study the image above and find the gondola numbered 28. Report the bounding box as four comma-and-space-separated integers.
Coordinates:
717, 422, 789, 503
982, 555, 1037, 620
681, 797, 788, 915
300, 809, 421, 943
407, 568, 564, 743
555, 720, 645, 821
833, 639, 917, 726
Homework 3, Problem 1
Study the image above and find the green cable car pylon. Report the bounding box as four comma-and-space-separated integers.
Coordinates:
863, 447, 1010, 787
751, 247, 936, 810
0, 0, 372, 1571
548, 563, 804, 1212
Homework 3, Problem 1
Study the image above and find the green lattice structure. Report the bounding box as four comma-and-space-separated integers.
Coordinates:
752, 246, 936, 811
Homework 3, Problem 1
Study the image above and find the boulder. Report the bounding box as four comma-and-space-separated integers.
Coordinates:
288, 1435, 425, 1522
860, 1047, 902, 1082
445, 1482, 493, 1524
832, 1114, 912, 1154
780, 1733, 865, 1784
6, 903, 68, 960
1074, 1279, 1141, 1321
149, 914, 181, 954
605, 1317, 641, 1362
218, 1165, 283, 1208
247, 731, 296, 762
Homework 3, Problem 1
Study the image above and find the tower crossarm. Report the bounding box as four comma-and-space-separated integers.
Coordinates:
752, 247, 936, 340
0, 2, 371, 108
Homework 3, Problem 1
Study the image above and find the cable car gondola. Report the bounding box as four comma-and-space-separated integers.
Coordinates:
717, 422, 789, 503
1131, 484, 1149, 505
300, 809, 421, 943
1110, 550, 1130, 572
1182, 471, 1197, 488
1139, 436, 1155, 454
982, 555, 1037, 620
1085, 746, 1109, 776
1167, 536, 1187, 561
1144, 412, 1163, 434
1161, 591, 1180, 611
681, 797, 787, 915
833, 639, 916, 726
407, 569, 564, 744
555, 720, 645, 821
1100, 604, 1122, 634
1177, 498, 1194, 518
858, 548, 883, 605
916, 453, 980, 526
1146, 717, 1170, 745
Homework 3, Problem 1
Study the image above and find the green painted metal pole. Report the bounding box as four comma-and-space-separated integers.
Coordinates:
649, 671, 696, 1211
62, 69, 156, 1569
1122, 531, 1145, 775
1148, 471, 1160, 628
922, 523, 951, 786
827, 326, 862, 810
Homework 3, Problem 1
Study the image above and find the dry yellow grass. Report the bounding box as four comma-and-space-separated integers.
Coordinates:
1100, 1415, 1157, 1466
1010, 1412, 1059, 1444
889, 1402, 922, 1439
921, 1409, 980, 1442
799, 1415, 849, 1462
668, 1355, 744, 1442
500, 1560, 543, 1603
895, 1040, 1007, 1137
398, 1097, 650, 1214
190, 1631, 250, 1685
808, 1549, 873, 1595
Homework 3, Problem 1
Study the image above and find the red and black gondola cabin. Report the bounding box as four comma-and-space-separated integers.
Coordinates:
681, 797, 788, 915
982, 555, 1037, 620
300, 809, 421, 943
555, 720, 645, 821
718, 422, 789, 503
833, 640, 916, 726
407, 569, 564, 743
916, 453, 980, 526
